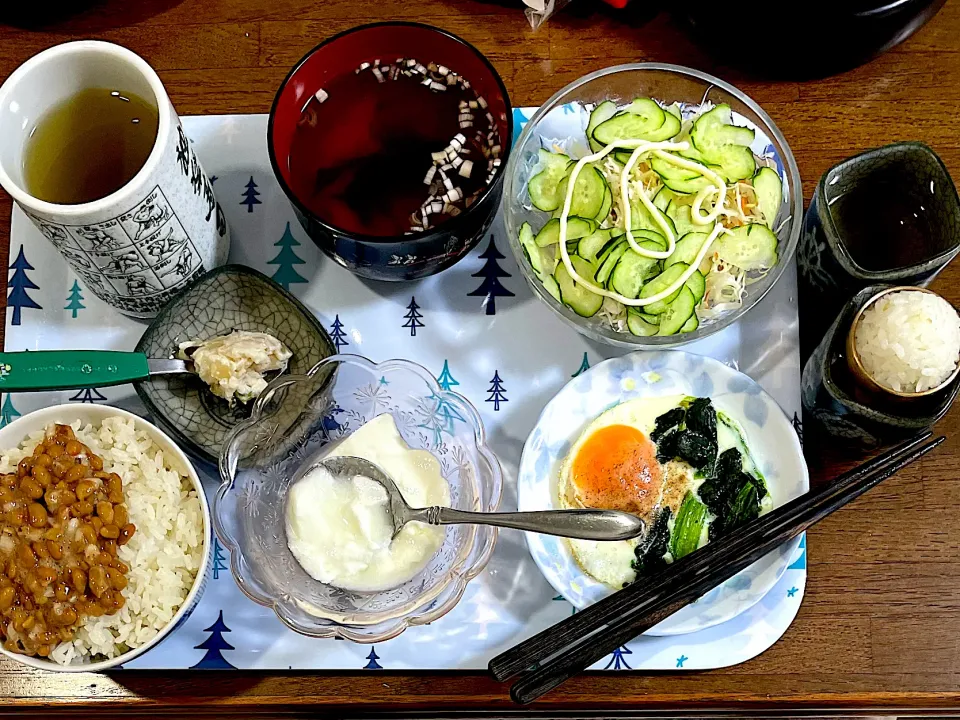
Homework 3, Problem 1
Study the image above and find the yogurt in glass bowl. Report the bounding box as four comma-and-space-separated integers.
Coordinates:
214, 355, 502, 642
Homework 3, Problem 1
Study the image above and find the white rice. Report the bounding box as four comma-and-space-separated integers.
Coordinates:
0, 417, 204, 665
855, 290, 960, 393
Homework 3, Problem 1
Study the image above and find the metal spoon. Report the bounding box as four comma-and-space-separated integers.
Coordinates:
318, 456, 645, 541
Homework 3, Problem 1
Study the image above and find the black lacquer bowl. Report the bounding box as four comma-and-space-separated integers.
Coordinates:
134, 265, 336, 465
267, 22, 513, 282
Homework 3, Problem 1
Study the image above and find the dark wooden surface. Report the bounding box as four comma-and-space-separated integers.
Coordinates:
1, 0, 960, 714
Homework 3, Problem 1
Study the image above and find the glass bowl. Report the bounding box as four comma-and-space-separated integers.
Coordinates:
267, 22, 513, 282
214, 355, 503, 642
503, 63, 803, 349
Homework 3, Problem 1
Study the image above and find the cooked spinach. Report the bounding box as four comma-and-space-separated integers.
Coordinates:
651, 407, 685, 444
655, 427, 681, 464
631, 507, 672, 579
684, 397, 717, 439
676, 431, 718, 473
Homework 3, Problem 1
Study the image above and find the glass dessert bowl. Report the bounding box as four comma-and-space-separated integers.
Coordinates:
214, 355, 503, 642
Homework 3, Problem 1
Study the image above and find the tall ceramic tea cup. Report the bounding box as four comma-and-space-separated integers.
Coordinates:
0, 41, 230, 318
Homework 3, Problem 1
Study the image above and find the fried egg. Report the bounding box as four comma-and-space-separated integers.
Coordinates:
558, 394, 695, 588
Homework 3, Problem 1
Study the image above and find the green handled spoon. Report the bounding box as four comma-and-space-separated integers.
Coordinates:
0, 351, 192, 391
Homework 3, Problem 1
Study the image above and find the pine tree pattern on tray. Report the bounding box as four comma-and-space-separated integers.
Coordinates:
403, 296, 424, 337
572, 352, 590, 378
330, 315, 349, 352
8, 245, 41, 326
240, 175, 261, 213
467, 235, 514, 316
69, 387, 107, 403
486, 370, 507, 411
0, 395, 21, 428
65, 280, 85, 319
191, 610, 236, 669
604, 646, 633, 670
267, 222, 308, 290
212, 538, 228, 580
363, 647, 383, 669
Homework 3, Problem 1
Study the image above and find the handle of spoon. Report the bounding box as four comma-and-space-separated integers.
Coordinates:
0, 350, 150, 391
419, 507, 644, 541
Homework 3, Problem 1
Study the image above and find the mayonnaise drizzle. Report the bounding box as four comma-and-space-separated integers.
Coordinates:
557, 137, 730, 308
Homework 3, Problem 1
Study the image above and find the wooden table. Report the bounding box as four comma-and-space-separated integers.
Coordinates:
1, 0, 960, 714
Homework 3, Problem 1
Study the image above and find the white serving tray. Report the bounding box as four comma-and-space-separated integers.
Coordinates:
2, 111, 806, 671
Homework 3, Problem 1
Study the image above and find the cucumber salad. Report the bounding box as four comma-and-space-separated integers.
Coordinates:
518, 97, 784, 337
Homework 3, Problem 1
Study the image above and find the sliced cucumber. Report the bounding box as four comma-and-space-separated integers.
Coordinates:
679, 313, 699, 333
658, 286, 696, 335
711, 124, 755, 148
689, 104, 756, 181
644, 111, 681, 142
535, 216, 597, 247
664, 103, 682, 121
528, 149, 573, 212
665, 232, 710, 269
629, 198, 677, 237
577, 228, 617, 262
714, 223, 779, 271
596, 241, 629, 285
610, 243, 663, 298
650, 154, 700, 181
639, 262, 689, 314
518, 222, 545, 276
597, 235, 627, 266
659, 172, 711, 195
653, 186, 677, 212
685, 269, 706, 304
706, 144, 755, 182
752, 167, 783, 229
627, 312, 659, 337
555, 166, 606, 219
587, 100, 619, 152
593, 99, 666, 146
666, 202, 699, 237
542, 274, 562, 302
555, 256, 603, 317
638, 311, 661, 325
626, 229, 667, 251
595, 182, 612, 222
690, 104, 733, 152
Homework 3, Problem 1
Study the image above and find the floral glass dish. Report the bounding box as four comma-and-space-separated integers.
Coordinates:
214, 355, 503, 642
519, 350, 807, 635
134, 264, 336, 466
503, 63, 803, 348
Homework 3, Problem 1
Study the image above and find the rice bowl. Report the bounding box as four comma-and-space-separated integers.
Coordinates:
0, 404, 210, 672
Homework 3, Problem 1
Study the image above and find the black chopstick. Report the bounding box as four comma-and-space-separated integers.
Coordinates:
509, 435, 944, 704
489, 431, 934, 684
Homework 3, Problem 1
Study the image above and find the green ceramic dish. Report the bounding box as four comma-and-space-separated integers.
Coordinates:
134, 264, 336, 465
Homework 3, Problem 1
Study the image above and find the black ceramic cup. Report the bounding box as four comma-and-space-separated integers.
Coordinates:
797, 142, 960, 355
267, 23, 512, 282
801, 284, 960, 448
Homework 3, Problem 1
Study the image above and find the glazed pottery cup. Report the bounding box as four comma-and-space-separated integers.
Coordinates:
798, 142, 960, 353
0, 41, 230, 318
801, 284, 960, 448
268, 22, 512, 282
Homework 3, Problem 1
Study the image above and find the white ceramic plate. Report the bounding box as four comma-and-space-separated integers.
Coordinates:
518, 350, 808, 636
0, 404, 210, 671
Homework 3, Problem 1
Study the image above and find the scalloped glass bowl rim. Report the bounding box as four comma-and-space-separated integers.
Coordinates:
213, 354, 504, 642
503, 62, 803, 348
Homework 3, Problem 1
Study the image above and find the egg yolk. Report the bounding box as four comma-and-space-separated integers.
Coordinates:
571, 424, 662, 517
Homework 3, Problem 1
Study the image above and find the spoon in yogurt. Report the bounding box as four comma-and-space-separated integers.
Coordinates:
318, 456, 645, 541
